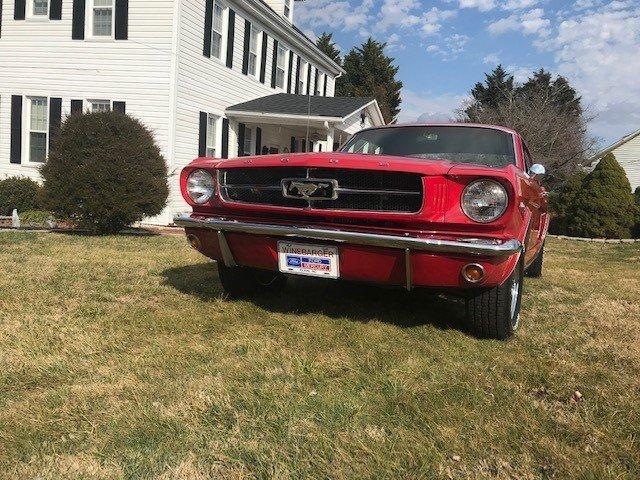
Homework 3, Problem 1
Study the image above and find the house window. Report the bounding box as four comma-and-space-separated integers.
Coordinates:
33, 0, 49, 16
90, 100, 111, 112
91, 0, 114, 37
28, 97, 48, 163
206, 114, 219, 157
299, 60, 307, 94
211, 1, 224, 59
243, 127, 253, 155
275, 45, 287, 89
284, 0, 291, 18
248, 24, 260, 77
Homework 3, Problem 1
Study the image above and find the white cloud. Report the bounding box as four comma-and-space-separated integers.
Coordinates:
506, 64, 534, 82
502, 0, 538, 11
386, 33, 405, 52
483, 53, 500, 65
399, 90, 469, 123
294, 0, 374, 33
457, 0, 497, 12
538, 2, 640, 142
488, 8, 550, 35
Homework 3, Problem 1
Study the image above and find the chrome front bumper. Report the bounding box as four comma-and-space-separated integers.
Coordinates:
174, 214, 522, 258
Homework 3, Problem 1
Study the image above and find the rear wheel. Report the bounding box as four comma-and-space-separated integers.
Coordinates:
217, 263, 286, 298
465, 256, 524, 340
525, 242, 544, 278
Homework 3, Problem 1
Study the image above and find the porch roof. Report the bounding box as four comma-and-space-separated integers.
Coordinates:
226, 94, 379, 124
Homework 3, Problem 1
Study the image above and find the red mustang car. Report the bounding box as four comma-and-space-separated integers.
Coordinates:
175, 124, 548, 339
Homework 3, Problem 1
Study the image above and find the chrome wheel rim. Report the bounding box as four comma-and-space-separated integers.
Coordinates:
510, 275, 520, 328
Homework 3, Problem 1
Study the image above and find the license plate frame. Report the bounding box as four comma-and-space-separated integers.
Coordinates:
277, 241, 339, 279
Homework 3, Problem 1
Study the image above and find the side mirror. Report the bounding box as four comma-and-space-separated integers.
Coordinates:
529, 164, 546, 177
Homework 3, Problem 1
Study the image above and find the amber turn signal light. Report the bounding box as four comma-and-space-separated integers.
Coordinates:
462, 263, 485, 283
186, 234, 202, 251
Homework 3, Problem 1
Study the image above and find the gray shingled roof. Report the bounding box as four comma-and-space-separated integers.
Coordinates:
226, 94, 376, 118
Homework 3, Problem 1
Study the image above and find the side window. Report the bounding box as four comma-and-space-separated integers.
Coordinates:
523, 144, 533, 171
31, 0, 50, 17
275, 46, 287, 89
211, 2, 225, 60
27, 97, 49, 163
206, 114, 219, 157
89, 0, 115, 38
89, 100, 111, 112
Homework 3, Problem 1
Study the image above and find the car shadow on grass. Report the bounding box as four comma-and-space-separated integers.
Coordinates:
162, 262, 467, 332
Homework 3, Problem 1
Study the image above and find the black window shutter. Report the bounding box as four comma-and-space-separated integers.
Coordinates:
270, 39, 278, 88
113, 101, 126, 114
115, 0, 128, 40
295, 56, 301, 94
198, 112, 207, 157
306, 65, 312, 95
203, 0, 213, 57
221, 118, 229, 158
301, 138, 306, 153
237, 123, 246, 156
314, 69, 320, 95
72, 0, 85, 40
241, 20, 250, 75
10, 95, 22, 164
225, 9, 235, 69
71, 99, 83, 114
290, 136, 296, 153
286, 52, 293, 93
259, 32, 267, 83
48, 97, 62, 152
310, 141, 314, 152
14, 0, 25, 20
255, 127, 262, 155
50, 0, 62, 20
324, 75, 328, 97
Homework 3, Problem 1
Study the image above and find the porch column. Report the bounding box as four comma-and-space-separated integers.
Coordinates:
326, 127, 335, 152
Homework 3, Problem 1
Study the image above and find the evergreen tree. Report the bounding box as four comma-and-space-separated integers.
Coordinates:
465, 65, 514, 120
517, 69, 581, 117
567, 153, 637, 238
337, 38, 402, 123
316, 32, 341, 65
548, 170, 586, 235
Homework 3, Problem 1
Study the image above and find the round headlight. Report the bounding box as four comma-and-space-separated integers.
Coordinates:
186, 169, 215, 204
461, 179, 508, 223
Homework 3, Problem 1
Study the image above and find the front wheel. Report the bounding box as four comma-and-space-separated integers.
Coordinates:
217, 263, 286, 298
464, 256, 524, 340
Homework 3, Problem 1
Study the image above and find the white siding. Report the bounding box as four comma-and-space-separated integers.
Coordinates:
612, 134, 640, 191
0, 0, 176, 221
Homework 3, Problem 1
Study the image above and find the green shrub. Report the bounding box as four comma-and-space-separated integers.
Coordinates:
18, 210, 56, 228
41, 112, 169, 234
566, 153, 638, 238
0, 177, 42, 216
548, 171, 586, 235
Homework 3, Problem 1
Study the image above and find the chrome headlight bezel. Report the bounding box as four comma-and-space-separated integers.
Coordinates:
461, 179, 509, 223
186, 169, 216, 205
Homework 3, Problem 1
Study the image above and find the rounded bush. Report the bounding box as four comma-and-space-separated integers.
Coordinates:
41, 112, 169, 234
0, 177, 42, 216
567, 153, 638, 239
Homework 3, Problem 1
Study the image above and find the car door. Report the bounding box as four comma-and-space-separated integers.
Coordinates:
520, 143, 547, 263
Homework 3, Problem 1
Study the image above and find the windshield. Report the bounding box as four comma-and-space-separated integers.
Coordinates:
340, 126, 516, 168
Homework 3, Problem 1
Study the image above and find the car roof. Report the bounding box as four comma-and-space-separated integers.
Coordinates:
359, 123, 520, 137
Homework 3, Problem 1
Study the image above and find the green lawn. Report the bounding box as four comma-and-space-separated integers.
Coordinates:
0, 232, 638, 479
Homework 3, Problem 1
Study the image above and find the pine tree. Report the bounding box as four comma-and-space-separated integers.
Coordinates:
315, 32, 341, 65
336, 38, 402, 123
465, 65, 514, 120
567, 153, 638, 238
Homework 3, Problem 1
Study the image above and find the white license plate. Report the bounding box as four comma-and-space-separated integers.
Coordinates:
277, 241, 339, 279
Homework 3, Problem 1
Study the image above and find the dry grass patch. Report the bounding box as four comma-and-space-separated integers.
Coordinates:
0, 233, 638, 479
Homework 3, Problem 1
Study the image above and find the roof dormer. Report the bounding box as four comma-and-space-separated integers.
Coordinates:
262, 0, 295, 22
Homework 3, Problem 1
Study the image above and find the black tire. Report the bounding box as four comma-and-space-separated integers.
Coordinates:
217, 263, 286, 298
465, 256, 524, 340
525, 242, 544, 278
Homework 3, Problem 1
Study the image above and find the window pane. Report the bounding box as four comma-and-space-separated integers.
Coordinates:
93, 8, 113, 36
244, 128, 252, 154
30, 132, 47, 163
250, 28, 259, 52
91, 101, 111, 112
248, 53, 256, 76
94, 0, 113, 6
30, 98, 48, 131
277, 47, 286, 68
276, 69, 284, 88
213, 3, 223, 32
206, 114, 218, 156
211, 32, 222, 59
33, 0, 49, 15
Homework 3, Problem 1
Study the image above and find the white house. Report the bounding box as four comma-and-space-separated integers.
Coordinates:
0, 0, 384, 224
589, 128, 640, 192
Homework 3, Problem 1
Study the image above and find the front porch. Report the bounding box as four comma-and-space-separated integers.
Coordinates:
225, 94, 384, 156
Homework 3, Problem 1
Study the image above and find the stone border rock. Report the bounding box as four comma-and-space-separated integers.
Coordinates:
548, 234, 640, 244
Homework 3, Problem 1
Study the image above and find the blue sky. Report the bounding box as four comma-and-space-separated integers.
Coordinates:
294, 0, 640, 146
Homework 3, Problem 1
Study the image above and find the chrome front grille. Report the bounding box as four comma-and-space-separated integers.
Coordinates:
219, 167, 424, 213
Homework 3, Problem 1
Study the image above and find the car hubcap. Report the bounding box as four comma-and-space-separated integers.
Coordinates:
510, 275, 520, 328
